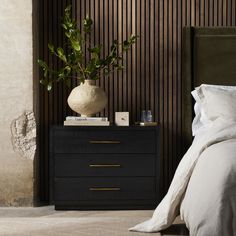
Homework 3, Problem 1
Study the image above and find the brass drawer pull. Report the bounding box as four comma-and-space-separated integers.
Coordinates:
89, 140, 121, 144
89, 187, 120, 191
89, 164, 121, 168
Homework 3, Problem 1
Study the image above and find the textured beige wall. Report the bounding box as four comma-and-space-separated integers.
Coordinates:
0, 0, 36, 206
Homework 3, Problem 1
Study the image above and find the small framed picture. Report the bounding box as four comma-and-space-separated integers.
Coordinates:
115, 112, 129, 126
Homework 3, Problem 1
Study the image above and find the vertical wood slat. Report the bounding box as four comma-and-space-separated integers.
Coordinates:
39, 0, 236, 201
136, 0, 141, 119
131, 0, 136, 121
118, 0, 123, 112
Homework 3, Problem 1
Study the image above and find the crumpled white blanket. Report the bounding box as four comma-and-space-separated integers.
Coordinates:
129, 118, 236, 234
180, 138, 236, 236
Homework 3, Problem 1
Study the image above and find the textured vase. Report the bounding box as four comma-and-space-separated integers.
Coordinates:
67, 80, 108, 117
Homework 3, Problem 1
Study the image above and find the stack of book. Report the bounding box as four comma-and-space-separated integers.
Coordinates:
64, 116, 110, 126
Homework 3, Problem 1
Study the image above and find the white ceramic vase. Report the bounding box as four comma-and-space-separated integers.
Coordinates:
67, 80, 107, 117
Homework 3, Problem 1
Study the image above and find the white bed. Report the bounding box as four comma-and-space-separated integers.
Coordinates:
180, 138, 236, 236
130, 85, 236, 235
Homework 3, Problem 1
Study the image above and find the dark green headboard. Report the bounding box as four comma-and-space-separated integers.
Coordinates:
182, 27, 236, 149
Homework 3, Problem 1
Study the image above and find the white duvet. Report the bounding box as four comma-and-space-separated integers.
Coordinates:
130, 118, 236, 235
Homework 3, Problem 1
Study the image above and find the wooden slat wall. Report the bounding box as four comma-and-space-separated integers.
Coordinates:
38, 0, 236, 202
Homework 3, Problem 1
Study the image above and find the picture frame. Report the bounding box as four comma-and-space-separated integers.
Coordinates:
115, 112, 129, 126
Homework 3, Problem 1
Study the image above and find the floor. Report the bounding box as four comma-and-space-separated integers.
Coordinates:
0, 206, 189, 236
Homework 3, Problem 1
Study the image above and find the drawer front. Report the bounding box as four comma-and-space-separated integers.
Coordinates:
54, 177, 156, 201
54, 155, 156, 177
52, 130, 156, 154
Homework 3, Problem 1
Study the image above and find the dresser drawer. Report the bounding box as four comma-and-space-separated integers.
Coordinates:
52, 129, 156, 154
54, 177, 156, 201
54, 154, 156, 177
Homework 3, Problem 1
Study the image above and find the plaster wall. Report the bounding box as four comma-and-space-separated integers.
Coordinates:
0, 0, 35, 206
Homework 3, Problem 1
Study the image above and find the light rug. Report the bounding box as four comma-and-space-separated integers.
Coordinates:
0, 207, 188, 236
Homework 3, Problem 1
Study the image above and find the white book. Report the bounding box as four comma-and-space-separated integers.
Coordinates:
66, 116, 108, 121
64, 119, 109, 124
64, 120, 110, 126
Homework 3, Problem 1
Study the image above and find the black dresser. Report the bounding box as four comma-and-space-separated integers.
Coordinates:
50, 126, 160, 210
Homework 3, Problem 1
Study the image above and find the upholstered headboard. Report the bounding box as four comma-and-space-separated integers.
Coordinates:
182, 27, 236, 149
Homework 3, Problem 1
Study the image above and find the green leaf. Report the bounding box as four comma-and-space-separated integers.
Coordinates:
89, 73, 99, 80
71, 40, 81, 52
40, 79, 53, 91
83, 15, 93, 33
65, 5, 72, 14
130, 34, 139, 43
61, 23, 68, 30
37, 59, 47, 68
57, 47, 64, 56
111, 40, 118, 52
88, 45, 101, 54
58, 73, 65, 79
57, 47, 67, 63
88, 45, 101, 60
95, 60, 101, 68
64, 66, 71, 75
43, 69, 48, 77
47, 81, 52, 91
104, 68, 110, 76
65, 31, 71, 38
48, 43, 54, 53
117, 65, 124, 71
40, 79, 47, 86
111, 44, 117, 51
122, 40, 130, 51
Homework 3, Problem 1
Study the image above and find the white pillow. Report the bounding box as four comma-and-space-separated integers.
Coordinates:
191, 84, 236, 136
191, 90, 212, 136
191, 100, 203, 136
199, 86, 236, 120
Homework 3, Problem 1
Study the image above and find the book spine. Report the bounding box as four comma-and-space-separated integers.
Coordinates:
64, 120, 109, 124
64, 121, 110, 126
66, 116, 108, 121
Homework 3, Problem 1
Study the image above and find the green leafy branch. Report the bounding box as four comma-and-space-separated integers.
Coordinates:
38, 5, 138, 91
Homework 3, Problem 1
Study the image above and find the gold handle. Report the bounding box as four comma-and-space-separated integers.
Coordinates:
89, 140, 121, 144
89, 187, 120, 191
89, 164, 121, 168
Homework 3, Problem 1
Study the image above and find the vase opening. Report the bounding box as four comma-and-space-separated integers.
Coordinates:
83, 79, 96, 86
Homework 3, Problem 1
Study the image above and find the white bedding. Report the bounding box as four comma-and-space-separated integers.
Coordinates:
180, 138, 236, 236
129, 118, 236, 235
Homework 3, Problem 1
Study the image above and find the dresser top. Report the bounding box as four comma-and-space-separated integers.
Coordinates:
51, 125, 159, 131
